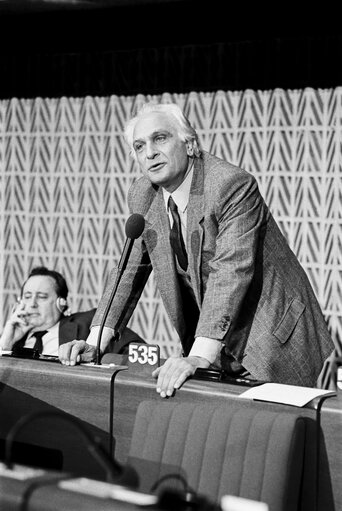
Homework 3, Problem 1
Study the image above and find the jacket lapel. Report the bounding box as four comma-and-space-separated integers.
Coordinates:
186, 157, 205, 307
143, 189, 186, 338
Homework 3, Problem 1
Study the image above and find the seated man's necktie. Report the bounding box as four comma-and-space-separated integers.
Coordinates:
32, 330, 48, 354
168, 196, 188, 271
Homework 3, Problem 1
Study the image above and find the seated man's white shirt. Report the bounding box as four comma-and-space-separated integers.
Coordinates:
25, 321, 60, 356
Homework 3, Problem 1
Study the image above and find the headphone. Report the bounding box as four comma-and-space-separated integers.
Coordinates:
56, 297, 68, 313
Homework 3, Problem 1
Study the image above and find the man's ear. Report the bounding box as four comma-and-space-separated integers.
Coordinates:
187, 143, 194, 156
56, 297, 68, 313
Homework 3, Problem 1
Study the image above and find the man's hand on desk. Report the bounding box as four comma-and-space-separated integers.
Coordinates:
152, 356, 210, 398
59, 340, 96, 366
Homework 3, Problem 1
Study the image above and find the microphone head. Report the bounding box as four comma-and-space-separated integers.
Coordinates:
125, 213, 145, 239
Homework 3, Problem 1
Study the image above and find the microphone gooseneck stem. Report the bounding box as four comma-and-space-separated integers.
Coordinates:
95, 238, 134, 365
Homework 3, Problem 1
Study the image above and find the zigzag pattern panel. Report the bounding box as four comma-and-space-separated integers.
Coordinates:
0, 89, 341, 357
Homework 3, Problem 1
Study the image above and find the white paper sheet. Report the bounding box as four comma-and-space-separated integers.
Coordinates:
239, 383, 336, 407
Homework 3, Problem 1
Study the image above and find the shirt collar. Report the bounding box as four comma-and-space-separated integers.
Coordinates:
27, 320, 60, 340
163, 160, 194, 213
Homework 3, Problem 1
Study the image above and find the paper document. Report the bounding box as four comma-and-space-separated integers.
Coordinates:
239, 383, 336, 407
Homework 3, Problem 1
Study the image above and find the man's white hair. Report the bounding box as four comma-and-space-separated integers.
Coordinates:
124, 102, 201, 159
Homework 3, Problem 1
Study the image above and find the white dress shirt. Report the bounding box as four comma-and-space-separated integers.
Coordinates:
25, 321, 60, 356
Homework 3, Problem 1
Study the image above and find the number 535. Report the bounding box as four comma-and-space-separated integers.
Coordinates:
128, 343, 160, 367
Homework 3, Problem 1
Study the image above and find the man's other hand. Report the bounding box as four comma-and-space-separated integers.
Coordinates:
152, 356, 210, 398
59, 340, 96, 366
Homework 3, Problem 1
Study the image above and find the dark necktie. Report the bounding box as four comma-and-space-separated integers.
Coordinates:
168, 196, 188, 271
32, 330, 48, 354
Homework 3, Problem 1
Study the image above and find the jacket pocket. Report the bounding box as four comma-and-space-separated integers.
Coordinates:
272, 297, 306, 344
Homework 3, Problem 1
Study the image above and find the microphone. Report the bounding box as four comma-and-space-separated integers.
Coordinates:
95, 213, 145, 365
117, 213, 146, 275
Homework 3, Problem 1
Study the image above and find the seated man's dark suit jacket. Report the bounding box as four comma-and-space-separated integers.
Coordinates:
13, 308, 144, 355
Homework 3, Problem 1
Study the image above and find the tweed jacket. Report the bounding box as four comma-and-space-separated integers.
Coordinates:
92, 152, 334, 386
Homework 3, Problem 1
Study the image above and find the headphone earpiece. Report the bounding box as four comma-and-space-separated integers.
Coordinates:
56, 297, 68, 313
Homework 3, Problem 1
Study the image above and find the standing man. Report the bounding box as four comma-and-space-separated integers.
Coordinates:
59, 102, 334, 396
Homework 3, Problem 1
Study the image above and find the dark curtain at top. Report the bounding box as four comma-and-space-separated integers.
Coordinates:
1, 35, 342, 99
0, 0, 342, 100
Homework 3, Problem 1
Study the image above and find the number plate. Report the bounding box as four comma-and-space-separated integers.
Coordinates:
128, 343, 160, 373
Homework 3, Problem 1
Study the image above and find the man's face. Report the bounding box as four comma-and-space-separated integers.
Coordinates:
133, 111, 190, 193
21, 275, 61, 331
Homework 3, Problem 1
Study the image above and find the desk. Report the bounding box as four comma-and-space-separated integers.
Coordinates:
1, 356, 341, 510
0, 357, 126, 479
112, 368, 339, 511
112, 368, 319, 464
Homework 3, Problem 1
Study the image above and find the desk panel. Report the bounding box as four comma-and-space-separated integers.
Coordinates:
112, 369, 318, 465
112, 368, 340, 511
0, 357, 126, 479
318, 394, 342, 511
1, 356, 341, 511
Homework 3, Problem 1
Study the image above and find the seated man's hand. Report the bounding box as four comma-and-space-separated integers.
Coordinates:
59, 340, 96, 366
152, 356, 210, 398
0, 302, 32, 349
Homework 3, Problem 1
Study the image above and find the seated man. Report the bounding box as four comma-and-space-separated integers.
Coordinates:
0, 266, 143, 357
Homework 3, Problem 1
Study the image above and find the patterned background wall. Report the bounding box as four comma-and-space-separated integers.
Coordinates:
0, 88, 341, 356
